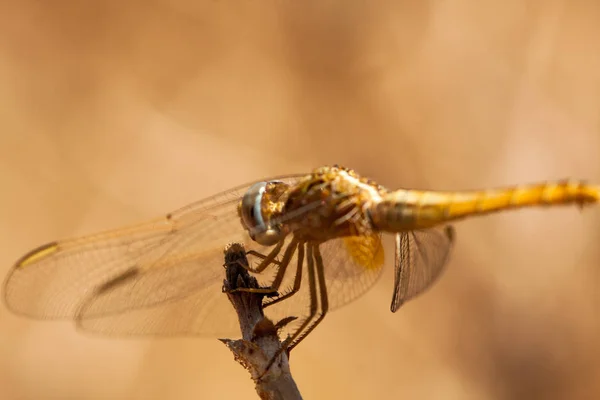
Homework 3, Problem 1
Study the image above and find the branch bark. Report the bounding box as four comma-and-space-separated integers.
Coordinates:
220, 243, 303, 400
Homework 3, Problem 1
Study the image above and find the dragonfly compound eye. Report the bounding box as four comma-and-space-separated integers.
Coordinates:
240, 181, 283, 246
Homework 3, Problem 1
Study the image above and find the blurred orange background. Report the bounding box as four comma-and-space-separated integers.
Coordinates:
1, 1, 600, 399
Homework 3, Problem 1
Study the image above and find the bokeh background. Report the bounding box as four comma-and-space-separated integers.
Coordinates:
2, 1, 600, 399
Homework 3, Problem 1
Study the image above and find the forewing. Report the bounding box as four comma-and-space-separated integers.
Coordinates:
76, 230, 301, 338
3, 175, 304, 337
390, 225, 455, 312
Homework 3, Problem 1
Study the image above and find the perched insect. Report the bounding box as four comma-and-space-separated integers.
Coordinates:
4, 165, 599, 360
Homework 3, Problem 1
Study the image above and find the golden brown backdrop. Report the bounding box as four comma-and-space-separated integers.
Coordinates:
1, 1, 600, 399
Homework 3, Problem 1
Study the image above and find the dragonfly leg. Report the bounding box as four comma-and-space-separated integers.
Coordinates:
237, 240, 285, 273
260, 242, 328, 377
246, 250, 282, 267
264, 242, 305, 308
229, 239, 299, 295
224, 242, 282, 274
287, 243, 329, 352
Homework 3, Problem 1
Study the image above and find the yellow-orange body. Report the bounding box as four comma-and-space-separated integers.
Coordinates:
371, 180, 600, 232
260, 166, 600, 240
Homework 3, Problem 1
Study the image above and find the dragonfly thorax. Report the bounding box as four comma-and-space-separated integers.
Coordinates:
239, 166, 389, 246
278, 166, 385, 242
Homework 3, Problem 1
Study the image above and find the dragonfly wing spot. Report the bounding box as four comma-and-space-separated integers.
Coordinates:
15, 241, 59, 268
94, 267, 140, 296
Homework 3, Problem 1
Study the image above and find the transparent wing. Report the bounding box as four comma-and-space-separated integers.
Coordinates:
70, 231, 385, 339
260, 232, 386, 341
390, 225, 455, 312
320, 233, 386, 310
3, 174, 305, 338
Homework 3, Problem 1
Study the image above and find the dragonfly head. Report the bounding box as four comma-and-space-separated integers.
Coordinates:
239, 181, 289, 246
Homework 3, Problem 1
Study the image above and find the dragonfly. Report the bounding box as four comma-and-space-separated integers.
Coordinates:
4, 165, 600, 358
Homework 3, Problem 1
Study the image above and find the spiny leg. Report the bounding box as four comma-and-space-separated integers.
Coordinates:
249, 240, 286, 273
264, 242, 305, 308
246, 249, 282, 267
288, 243, 329, 352
225, 240, 284, 274
230, 238, 299, 295
260, 242, 320, 377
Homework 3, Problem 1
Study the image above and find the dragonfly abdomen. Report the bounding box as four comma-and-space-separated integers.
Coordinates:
369, 181, 600, 232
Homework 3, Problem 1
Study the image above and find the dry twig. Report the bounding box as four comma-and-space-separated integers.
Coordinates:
220, 243, 303, 400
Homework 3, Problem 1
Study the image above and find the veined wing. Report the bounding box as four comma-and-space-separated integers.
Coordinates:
72, 230, 385, 338
70, 230, 385, 339
391, 226, 455, 312
263, 226, 454, 342
255, 231, 386, 341
3, 174, 305, 336
319, 233, 386, 310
